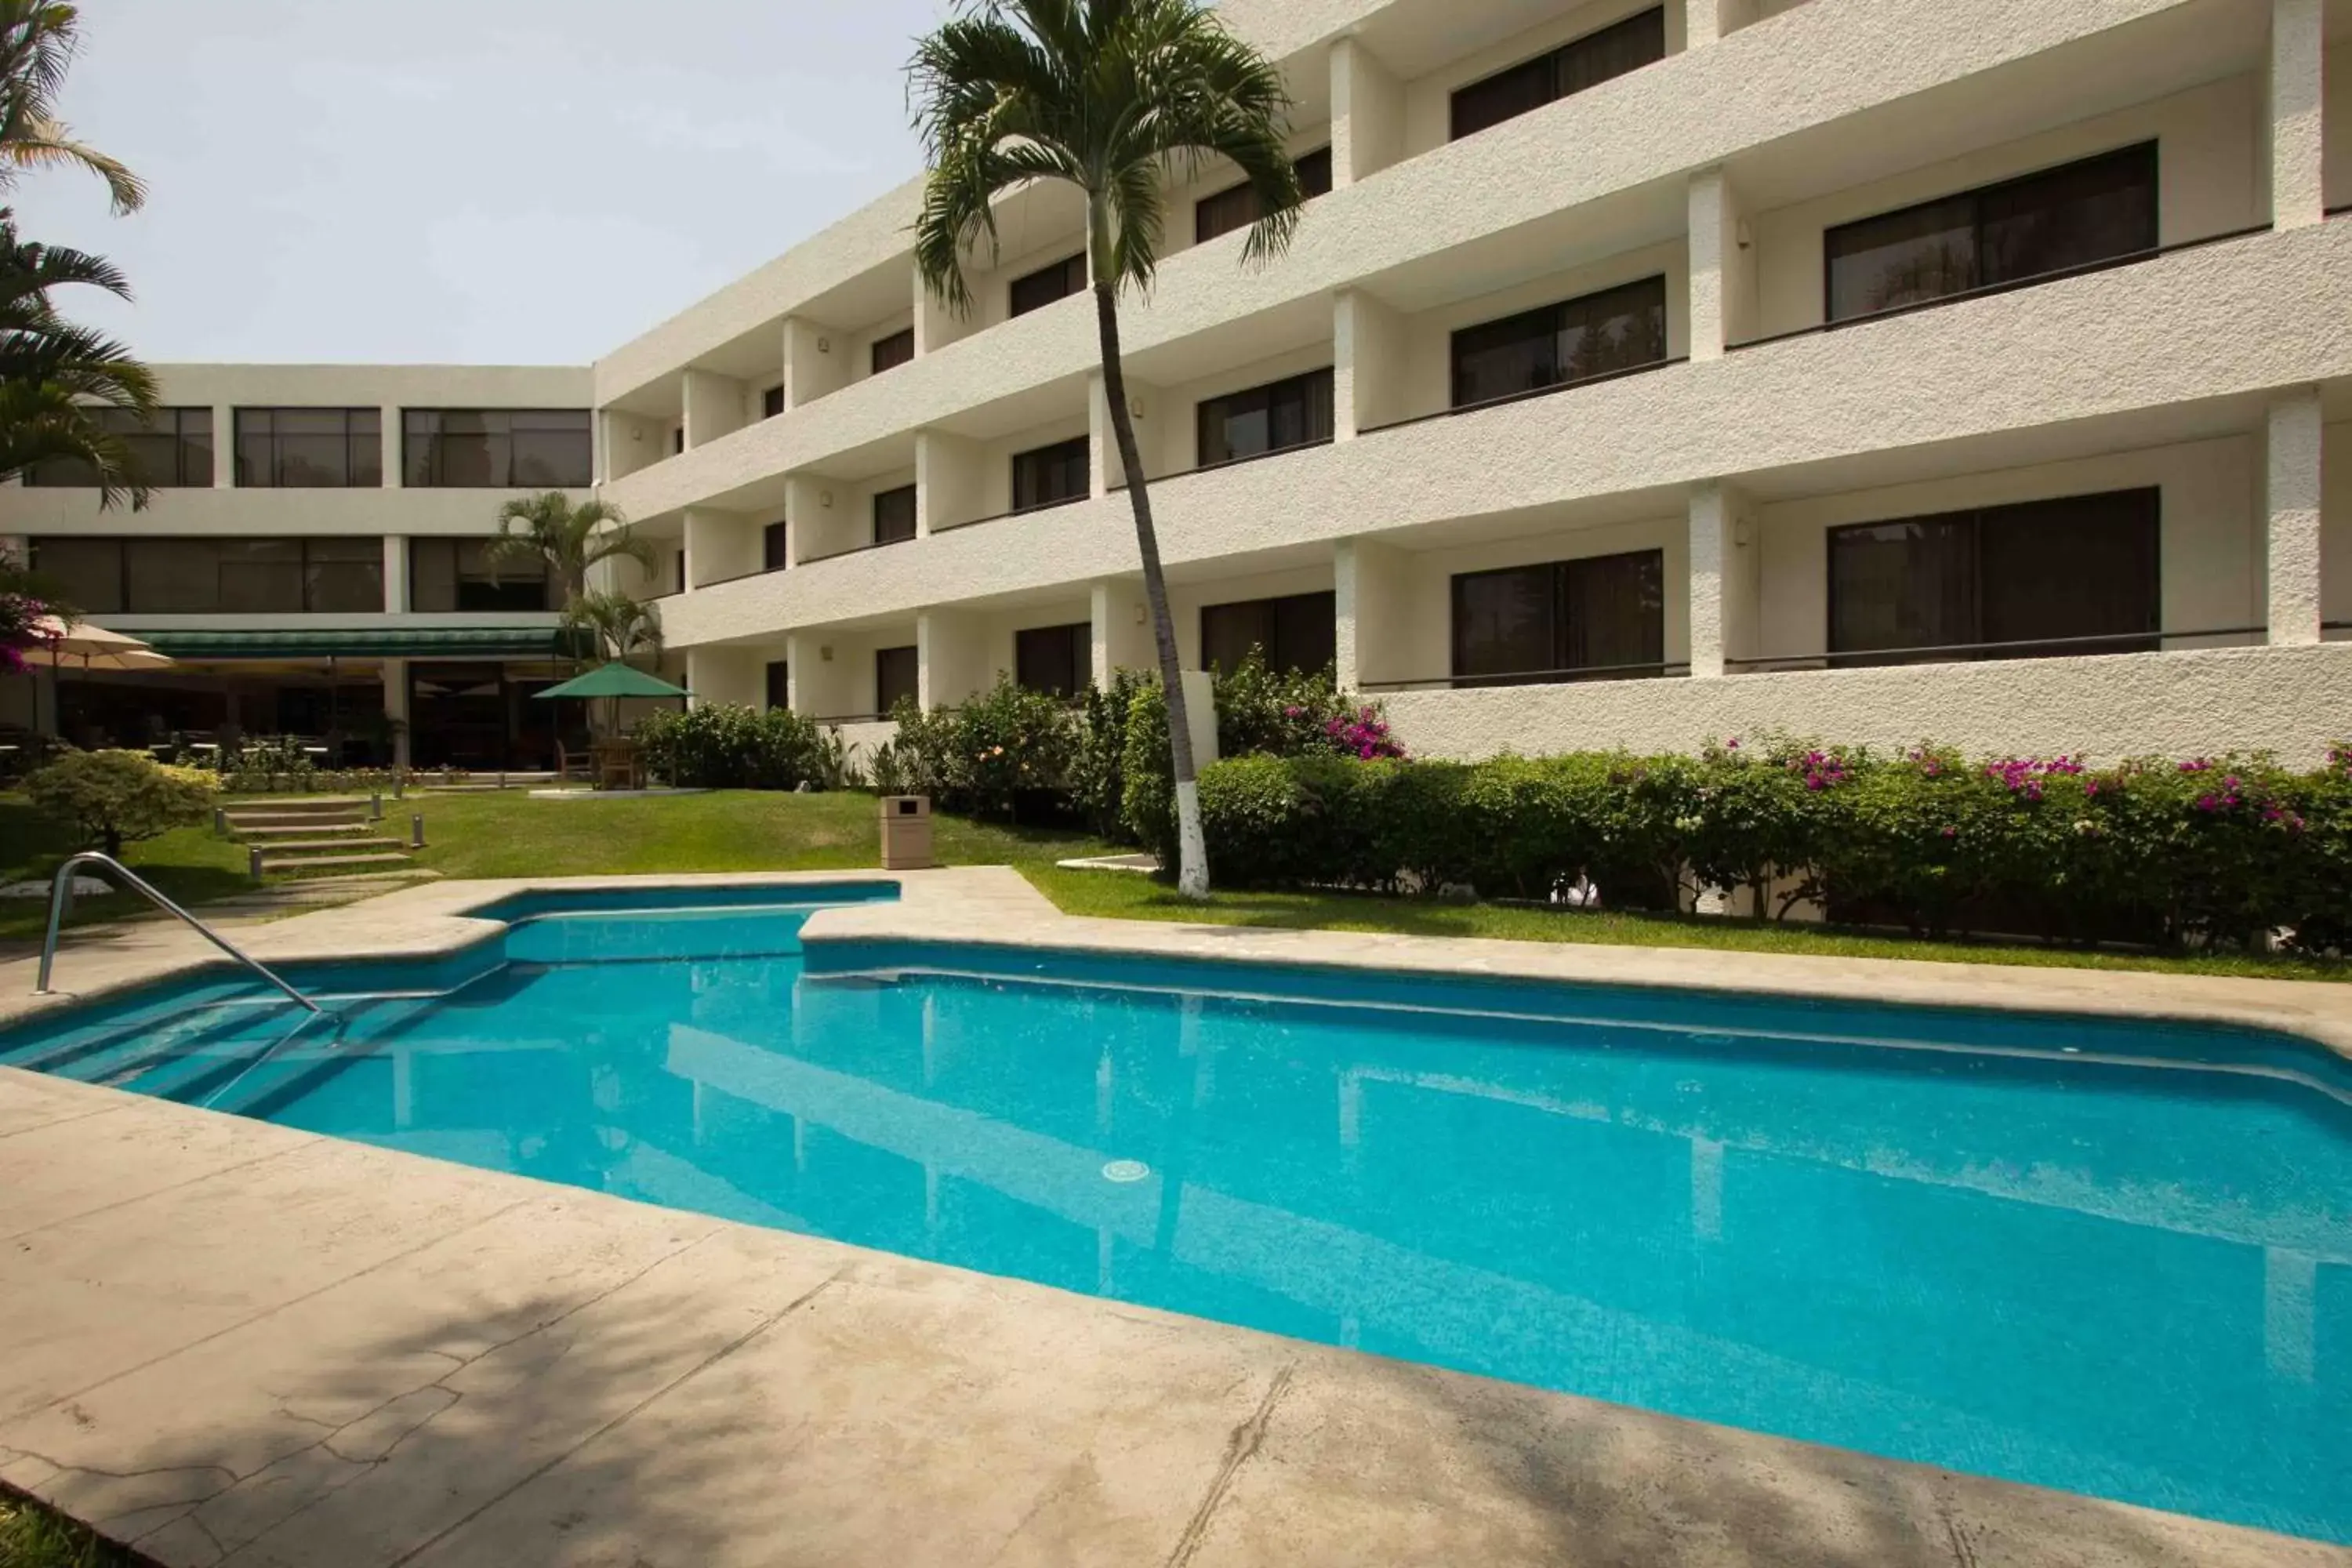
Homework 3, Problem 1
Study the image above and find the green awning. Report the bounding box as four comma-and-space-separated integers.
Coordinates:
533, 662, 691, 700
136, 626, 575, 660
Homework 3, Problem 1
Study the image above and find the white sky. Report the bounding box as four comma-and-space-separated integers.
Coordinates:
7, 0, 953, 367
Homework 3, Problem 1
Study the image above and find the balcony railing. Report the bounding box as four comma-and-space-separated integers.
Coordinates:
1362, 659, 1690, 692
798, 534, 917, 566
929, 493, 1086, 536
1728, 223, 2271, 353
692, 562, 787, 590
1357, 354, 1687, 438
1723, 625, 2267, 673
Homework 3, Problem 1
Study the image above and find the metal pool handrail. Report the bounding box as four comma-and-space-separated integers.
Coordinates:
35, 851, 325, 1013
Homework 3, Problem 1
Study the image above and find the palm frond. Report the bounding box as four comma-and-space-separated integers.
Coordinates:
0, 4, 143, 212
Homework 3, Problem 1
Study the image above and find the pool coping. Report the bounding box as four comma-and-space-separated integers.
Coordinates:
2, 866, 2350, 1565
8, 863, 2352, 1061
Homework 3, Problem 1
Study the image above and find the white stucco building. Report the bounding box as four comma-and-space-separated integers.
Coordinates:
10, 0, 2352, 766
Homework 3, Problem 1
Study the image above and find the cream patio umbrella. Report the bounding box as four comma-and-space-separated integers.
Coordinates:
20, 615, 172, 672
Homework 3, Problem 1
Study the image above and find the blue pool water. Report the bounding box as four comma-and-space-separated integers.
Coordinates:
5, 887, 2348, 1543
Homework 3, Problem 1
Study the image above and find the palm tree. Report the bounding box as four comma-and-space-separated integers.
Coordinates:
0, 2, 144, 213
910, 0, 1302, 898
0, 213, 154, 506
562, 588, 662, 667
485, 491, 655, 608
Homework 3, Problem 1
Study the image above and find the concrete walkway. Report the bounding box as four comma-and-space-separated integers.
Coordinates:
1, 869, 2347, 1565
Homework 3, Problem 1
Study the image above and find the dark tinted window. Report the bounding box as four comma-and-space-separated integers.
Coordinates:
1200, 591, 1337, 676
1451, 550, 1664, 685
31, 536, 387, 614
766, 659, 789, 710
403, 409, 592, 488
1012, 437, 1089, 511
1009, 253, 1087, 317
1829, 488, 2159, 662
762, 384, 785, 419
408, 538, 554, 613
873, 485, 918, 544
235, 408, 380, 488
1451, 275, 1668, 407
26, 407, 212, 488
1450, 8, 1664, 140
1196, 368, 1334, 466
1826, 143, 2158, 322
1015, 622, 1090, 699
876, 645, 920, 713
871, 328, 916, 374
1195, 147, 1336, 244
763, 521, 790, 572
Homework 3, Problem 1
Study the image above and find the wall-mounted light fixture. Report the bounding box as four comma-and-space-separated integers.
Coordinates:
820, 645, 835, 662
818, 490, 835, 509
816, 336, 833, 354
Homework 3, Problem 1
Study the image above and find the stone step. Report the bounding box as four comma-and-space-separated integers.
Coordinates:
225, 810, 372, 829
236, 822, 378, 839
254, 837, 402, 855
223, 795, 378, 811
261, 852, 413, 873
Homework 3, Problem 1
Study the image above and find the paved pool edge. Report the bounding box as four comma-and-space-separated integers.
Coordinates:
1, 1070, 2343, 1568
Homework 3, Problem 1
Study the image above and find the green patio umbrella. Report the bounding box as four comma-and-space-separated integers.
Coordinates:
532, 663, 691, 752
532, 663, 691, 701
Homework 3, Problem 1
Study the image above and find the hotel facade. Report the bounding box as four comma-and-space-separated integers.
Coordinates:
8, 0, 2352, 769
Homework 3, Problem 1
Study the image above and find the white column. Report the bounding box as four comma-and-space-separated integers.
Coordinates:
214, 402, 236, 488
381, 657, 411, 769
682, 508, 757, 589
916, 429, 984, 535
1682, 0, 1755, 48
1687, 168, 1753, 361
2267, 389, 2325, 645
680, 368, 746, 451
1334, 536, 1412, 690
783, 316, 848, 409
2271, 0, 2326, 230
918, 608, 989, 710
913, 265, 966, 357
379, 404, 401, 489
381, 535, 408, 612
1689, 479, 1754, 678
1330, 34, 1403, 188
1091, 579, 1154, 684
1334, 289, 1406, 440
1088, 374, 1153, 495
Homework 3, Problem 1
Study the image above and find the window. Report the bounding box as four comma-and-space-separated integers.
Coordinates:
871, 328, 915, 375
1015, 622, 1090, 699
671, 550, 687, 595
1011, 437, 1089, 512
873, 485, 918, 545
766, 659, 790, 710
762, 384, 786, 419
1828, 488, 2159, 662
763, 521, 790, 572
1450, 8, 1664, 141
30, 536, 387, 614
24, 407, 212, 488
1009, 253, 1087, 318
234, 408, 381, 488
670, 427, 686, 456
403, 409, 593, 488
408, 538, 555, 613
1451, 276, 1668, 408
1195, 147, 1334, 244
1825, 143, 2158, 322
1451, 550, 1664, 685
875, 645, 919, 713
1200, 591, 1337, 676
1196, 368, 1334, 467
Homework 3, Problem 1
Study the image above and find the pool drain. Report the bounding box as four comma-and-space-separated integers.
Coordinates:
1102, 1159, 1151, 1183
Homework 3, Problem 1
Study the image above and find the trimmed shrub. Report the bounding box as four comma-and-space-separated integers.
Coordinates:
1193, 740, 2352, 953
26, 749, 219, 858
636, 704, 830, 790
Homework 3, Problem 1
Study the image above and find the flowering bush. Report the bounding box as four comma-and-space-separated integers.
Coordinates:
1194, 737, 2352, 954
635, 704, 833, 790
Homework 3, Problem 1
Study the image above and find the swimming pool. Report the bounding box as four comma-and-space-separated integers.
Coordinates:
4, 884, 2347, 1544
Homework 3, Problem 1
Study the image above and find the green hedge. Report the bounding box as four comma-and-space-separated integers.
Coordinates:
1196, 739, 2352, 953
637, 705, 840, 790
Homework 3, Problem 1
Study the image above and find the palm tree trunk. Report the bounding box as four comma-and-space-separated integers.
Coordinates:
1092, 278, 1210, 898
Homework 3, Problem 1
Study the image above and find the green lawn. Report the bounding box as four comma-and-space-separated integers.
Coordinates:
0, 1493, 143, 1568
5, 786, 2345, 982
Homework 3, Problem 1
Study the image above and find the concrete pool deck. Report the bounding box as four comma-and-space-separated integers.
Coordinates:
2, 868, 2347, 1566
